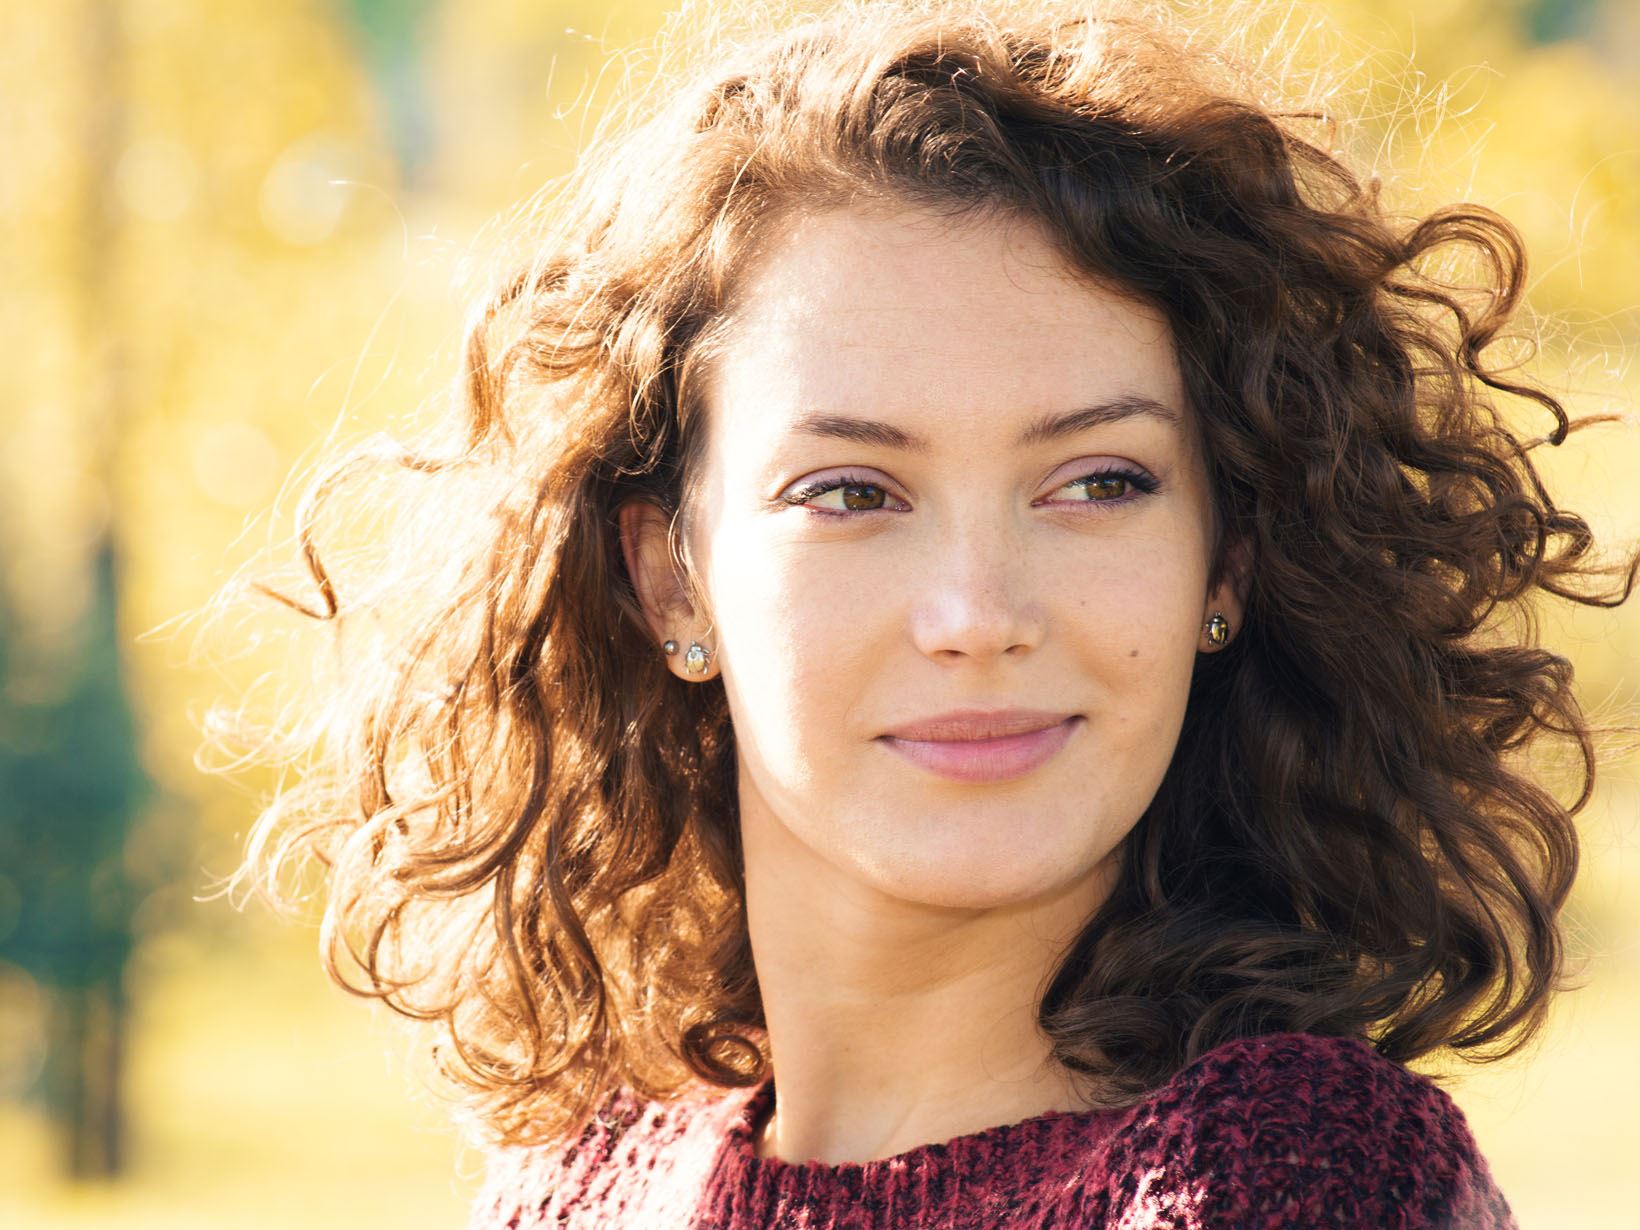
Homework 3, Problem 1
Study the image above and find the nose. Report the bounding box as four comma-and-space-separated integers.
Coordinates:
908, 513, 1046, 662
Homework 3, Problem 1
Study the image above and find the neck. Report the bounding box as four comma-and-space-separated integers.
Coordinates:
738, 786, 1117, 1165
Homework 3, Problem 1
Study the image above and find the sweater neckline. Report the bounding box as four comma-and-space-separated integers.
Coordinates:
719, 1075, 1128, 1180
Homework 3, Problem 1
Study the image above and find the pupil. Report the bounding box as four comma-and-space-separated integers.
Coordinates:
1089, 476, 1126, 499
842, 483, 882, 510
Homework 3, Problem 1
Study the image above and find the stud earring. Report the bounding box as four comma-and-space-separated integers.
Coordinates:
662, 639, 679, 655
1203, 611, 1230, 647
683, 641, 712, 675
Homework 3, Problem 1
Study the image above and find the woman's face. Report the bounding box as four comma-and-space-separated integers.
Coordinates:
628, 201, 1240, 911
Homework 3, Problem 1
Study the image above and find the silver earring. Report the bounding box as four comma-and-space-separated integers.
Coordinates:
1204, 611, 1230, 647
662, 639, 679, 655
683, 641, 712, 675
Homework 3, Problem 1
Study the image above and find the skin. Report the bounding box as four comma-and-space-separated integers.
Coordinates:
618, 199, 1246, 1165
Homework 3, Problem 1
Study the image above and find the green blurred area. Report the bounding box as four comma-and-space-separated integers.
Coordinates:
0, 1, 1635, 1226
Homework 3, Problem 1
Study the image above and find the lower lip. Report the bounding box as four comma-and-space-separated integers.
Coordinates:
877, 717, 1081, 783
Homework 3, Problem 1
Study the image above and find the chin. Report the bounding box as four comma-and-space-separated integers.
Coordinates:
844, 830, 1113, 912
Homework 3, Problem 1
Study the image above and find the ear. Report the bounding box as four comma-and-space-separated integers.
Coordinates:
617, 498, 695, 644
1205, 534, 1252, 646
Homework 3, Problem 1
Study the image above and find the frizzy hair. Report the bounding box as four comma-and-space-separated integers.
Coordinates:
208, 0, 1639, 1149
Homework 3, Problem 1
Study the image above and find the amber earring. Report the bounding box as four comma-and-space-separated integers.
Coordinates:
683, 641, 712, 675
662, 638, 713, 676
1203, 612, 1230, 647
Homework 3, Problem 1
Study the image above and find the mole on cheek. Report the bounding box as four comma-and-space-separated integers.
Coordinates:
1129, 649, 1139, 658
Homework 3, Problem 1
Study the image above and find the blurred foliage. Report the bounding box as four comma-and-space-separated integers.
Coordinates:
0, 0, 1635, 1226
0, 546, 146, 991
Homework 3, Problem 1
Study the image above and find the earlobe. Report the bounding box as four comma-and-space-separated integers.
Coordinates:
619, 499, 719, 678
1203, 537, 1251, 649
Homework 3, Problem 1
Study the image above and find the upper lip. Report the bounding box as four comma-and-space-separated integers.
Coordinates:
880, 708, 1075, 742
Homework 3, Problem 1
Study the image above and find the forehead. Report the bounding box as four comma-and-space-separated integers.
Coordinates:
705, 203, 1188, 443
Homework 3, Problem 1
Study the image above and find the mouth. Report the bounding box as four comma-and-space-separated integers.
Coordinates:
876, 715, 1083, 783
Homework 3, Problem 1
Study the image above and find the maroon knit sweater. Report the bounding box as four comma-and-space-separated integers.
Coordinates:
467, 1030, 1518, 1228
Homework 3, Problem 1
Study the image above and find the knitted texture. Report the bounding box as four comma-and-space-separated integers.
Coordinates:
467, 1031, 1519, 1228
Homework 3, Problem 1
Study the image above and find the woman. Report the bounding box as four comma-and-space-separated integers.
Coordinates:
220, 0, 1636, 1225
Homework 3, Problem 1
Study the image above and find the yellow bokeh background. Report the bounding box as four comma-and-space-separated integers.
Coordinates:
1, 1, 1636, 1226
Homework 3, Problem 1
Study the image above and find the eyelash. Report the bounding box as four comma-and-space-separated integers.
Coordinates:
781, 466, 1161, 517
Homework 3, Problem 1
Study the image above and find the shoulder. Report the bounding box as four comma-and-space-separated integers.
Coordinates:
465, 1079, 752, 1229
1091, 1030, 1519, 1229
465, 1085, 651, 1229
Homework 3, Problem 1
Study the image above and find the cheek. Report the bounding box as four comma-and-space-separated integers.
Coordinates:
1071, 524, 1205, 642
705, 532, 868, 739
1069, 537, 1204, 731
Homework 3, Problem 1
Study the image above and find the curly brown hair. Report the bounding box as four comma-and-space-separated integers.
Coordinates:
210, 0, 1639, 1150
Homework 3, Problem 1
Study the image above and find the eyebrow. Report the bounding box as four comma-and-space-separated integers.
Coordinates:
790, 394, 1181, 453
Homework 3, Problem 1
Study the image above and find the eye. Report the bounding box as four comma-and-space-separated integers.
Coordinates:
1050, 466, 1160, 509
781, 473, 905, 516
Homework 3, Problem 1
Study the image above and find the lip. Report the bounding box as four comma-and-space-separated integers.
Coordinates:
876, 710, 1082, 784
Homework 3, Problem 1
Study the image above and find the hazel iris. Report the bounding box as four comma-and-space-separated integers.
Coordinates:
841, 482, 886, 510
1080, 476, 1130, 500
